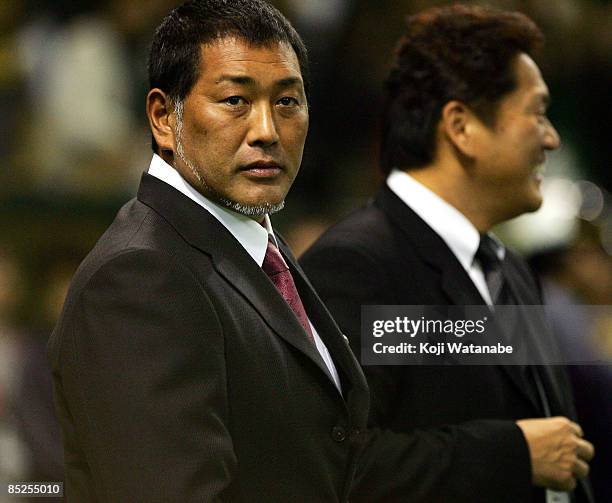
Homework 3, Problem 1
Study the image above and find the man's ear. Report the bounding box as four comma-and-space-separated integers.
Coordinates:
440, 100, 481, 159
146, 88, 176, 153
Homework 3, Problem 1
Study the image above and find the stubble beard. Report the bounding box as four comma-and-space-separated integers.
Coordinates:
173, 100, 285, 219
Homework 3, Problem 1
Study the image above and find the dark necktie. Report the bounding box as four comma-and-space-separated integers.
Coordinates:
475, 234, 508, 304
262, 238, 314, 342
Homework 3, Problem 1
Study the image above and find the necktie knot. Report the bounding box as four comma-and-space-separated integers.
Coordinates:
262, 239, 289, 277
475, 234, 507, 304
476, 234, 502, 273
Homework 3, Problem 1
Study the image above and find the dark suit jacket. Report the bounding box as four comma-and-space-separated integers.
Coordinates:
301, 185, 592, 503
48, 173, 369, 502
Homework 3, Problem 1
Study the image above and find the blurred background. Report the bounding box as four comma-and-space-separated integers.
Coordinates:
0, 0, 610, 501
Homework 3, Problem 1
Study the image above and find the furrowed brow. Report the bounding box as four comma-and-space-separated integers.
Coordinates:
216, 75, 255, 86
214, 75, 303, 90
274, 77, 303, 89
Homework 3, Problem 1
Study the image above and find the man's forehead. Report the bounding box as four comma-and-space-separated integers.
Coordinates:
197, 36, 301, 78
514, 54, 548, 95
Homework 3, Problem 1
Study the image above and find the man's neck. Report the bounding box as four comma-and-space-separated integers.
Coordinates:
406, 165, 494, 233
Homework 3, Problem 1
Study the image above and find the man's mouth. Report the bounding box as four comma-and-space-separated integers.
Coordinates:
240, 161, 283, 178
532, 163, 546, 181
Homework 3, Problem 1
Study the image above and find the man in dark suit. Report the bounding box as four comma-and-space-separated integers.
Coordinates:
301, 5, 594, 503
48, 1, 368, 501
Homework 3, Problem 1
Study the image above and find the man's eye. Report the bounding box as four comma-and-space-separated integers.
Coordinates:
224, 96, 245, 106
278, 97, 298, 106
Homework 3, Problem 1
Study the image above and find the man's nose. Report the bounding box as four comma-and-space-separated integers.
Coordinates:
247, 103, 279, 148
544, 120, 561, 150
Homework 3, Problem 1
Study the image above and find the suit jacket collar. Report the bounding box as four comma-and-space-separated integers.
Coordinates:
137, 173, 366, 408
148, 153, 280, 266
386, 170, 486, 272
374, 184, 486, 306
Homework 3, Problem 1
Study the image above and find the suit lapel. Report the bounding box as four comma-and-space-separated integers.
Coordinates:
137, 174, 338, 389
374, 185, 486, 305
374, 185, 544, 412
212, 244, 337, 386
280, 239, 369, 419
502, 259, 569, 415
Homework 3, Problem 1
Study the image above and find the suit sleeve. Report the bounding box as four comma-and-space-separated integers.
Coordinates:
300, 243, 532, 503
56, 248, 236, 502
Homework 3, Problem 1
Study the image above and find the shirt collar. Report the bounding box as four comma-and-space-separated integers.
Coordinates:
386, 168, 504, 269
147, 154, 275, 266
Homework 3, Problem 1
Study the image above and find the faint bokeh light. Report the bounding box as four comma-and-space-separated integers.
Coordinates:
500, 177, 582, 254
577, 180, 605, 221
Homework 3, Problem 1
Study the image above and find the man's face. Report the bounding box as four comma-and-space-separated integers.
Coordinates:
473, 53, 560, 221
172, 37, 309, 218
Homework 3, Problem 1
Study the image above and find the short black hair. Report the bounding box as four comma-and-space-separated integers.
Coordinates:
381, 4, 544, 174
148, 0, 309, 153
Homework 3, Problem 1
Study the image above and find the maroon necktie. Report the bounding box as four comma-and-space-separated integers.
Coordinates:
262, 238, 314, 342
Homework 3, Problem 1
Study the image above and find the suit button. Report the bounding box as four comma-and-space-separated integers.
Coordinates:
332, 426, 346, 442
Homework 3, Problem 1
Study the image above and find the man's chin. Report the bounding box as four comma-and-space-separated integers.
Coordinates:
529, 198, 543, 212
515, 180, 544, 214
527, 187, 544, 212
219, 197, 286, 218
500, 192, 542, 222
515, 194, 543, 217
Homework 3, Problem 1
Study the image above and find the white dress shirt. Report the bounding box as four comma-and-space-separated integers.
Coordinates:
387, 169, 505, 306
148, 154, 342, 393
